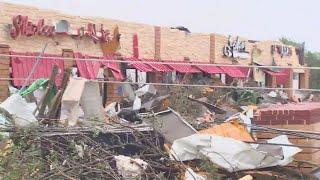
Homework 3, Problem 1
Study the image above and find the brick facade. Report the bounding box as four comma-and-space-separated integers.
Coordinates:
0, 44, 10, 101
0, 2, 309, 102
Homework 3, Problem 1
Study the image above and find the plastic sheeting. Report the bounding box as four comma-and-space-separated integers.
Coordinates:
0, 94, 37, 127
170, 134, 301, 172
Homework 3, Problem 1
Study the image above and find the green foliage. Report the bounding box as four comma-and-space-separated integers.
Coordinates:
279, 37, 302, 47
279, 37, 320, 89
306, 51, 320, 89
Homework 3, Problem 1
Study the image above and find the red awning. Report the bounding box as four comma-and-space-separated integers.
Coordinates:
75, 53, 101, 79
264, 70, 287, 76
127, 57, 154, 72
264, 69, 289, 85
219, 66, 247, 78
143, 59, 172, 72
167, 62, 200, 73
196, 65, 224, 74
100, 55, 124, 80
11, 52, 64, 86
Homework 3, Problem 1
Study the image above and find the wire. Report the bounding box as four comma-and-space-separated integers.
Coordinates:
20, 43, 49, 92
244, 141, 320, 149
0, 53, 317, 70
1, 77, 320, 92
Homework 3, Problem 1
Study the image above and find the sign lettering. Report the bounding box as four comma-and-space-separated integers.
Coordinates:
9, 15, 110, 43
223, 36, 250, 59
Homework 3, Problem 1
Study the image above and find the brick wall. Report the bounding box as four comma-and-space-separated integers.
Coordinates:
0, 2, 302, 65
254, 41, 300, 66
0, 44, 10, 101
213, 34, 254, 65
0, 2, 307, 102
209, 34, 215, 63
0, 2, 155, 58
255, 122, 320, 172
160, 27, 210, 62
154, 26, 161, 59
254, 103, 320, 170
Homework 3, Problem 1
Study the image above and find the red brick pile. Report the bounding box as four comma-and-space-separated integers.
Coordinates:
254, 102, 320, 125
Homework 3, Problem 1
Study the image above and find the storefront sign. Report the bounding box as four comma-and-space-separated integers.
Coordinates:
271, 45, 292, 57
223, 36, 250, 59
9, 15, 110, 43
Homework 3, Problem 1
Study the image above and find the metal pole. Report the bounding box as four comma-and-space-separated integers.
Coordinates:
19, 42, 49, 93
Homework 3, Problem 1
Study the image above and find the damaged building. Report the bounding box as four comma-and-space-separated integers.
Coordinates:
0, 2, 309, 104
0, 2, 318, 179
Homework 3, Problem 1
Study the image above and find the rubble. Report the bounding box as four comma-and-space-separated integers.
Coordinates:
170, 134, 301, 172
0, 69, 318, 179
0, 94, 37, 127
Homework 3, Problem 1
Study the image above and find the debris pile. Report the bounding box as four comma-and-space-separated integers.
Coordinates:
0, 67, 319, 179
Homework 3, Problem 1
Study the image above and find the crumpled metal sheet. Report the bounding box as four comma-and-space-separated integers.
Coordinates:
151, 108, 197, 144
170, 134, 301, 172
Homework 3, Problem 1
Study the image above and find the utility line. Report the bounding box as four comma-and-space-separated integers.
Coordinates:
0, 53, 318, 70
1, 77, 320, 92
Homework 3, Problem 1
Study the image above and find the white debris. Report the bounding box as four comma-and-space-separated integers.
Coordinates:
226, 112, 251, 131
114, 155, 148, 178
185, 168, 206, 180
132, 96, 141, 110
105, 102, 120, 117
75, 144, 84, 158
268, 91, 277, 98
135, 85, 156, 97
0, 94, 37, 127
8, 85, 18, 95
170, 134, 301, 172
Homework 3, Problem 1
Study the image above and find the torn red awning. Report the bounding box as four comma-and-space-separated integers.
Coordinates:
264, 69, 289, 85
75, 53, 101, 79
167, 62, 200, 73
110, 69, 124, 80
264, 70, 287, 76
100, 55, 124, 80
143, 59, 172, 72
126, 57, 154, 72
11, 52, 64, 86
196, 64, 223, 74
219, 66, 247, 78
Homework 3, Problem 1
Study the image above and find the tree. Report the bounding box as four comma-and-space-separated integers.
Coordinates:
280, 38, 320, 89
279, 37, 302, 47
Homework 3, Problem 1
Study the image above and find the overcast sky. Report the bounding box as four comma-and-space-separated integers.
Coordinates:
1, 0, 319, 52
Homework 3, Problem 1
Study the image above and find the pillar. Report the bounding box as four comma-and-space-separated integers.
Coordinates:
271, 76, 277, 88
154, 26, 161, 60
285, 69, 294, 99
300, 69, 310, 89
210, 34, 215, 63
0, 44, 10, 101
62, 49, 75, 70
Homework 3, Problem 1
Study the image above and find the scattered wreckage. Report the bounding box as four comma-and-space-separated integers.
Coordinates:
0, 66, 319, 179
